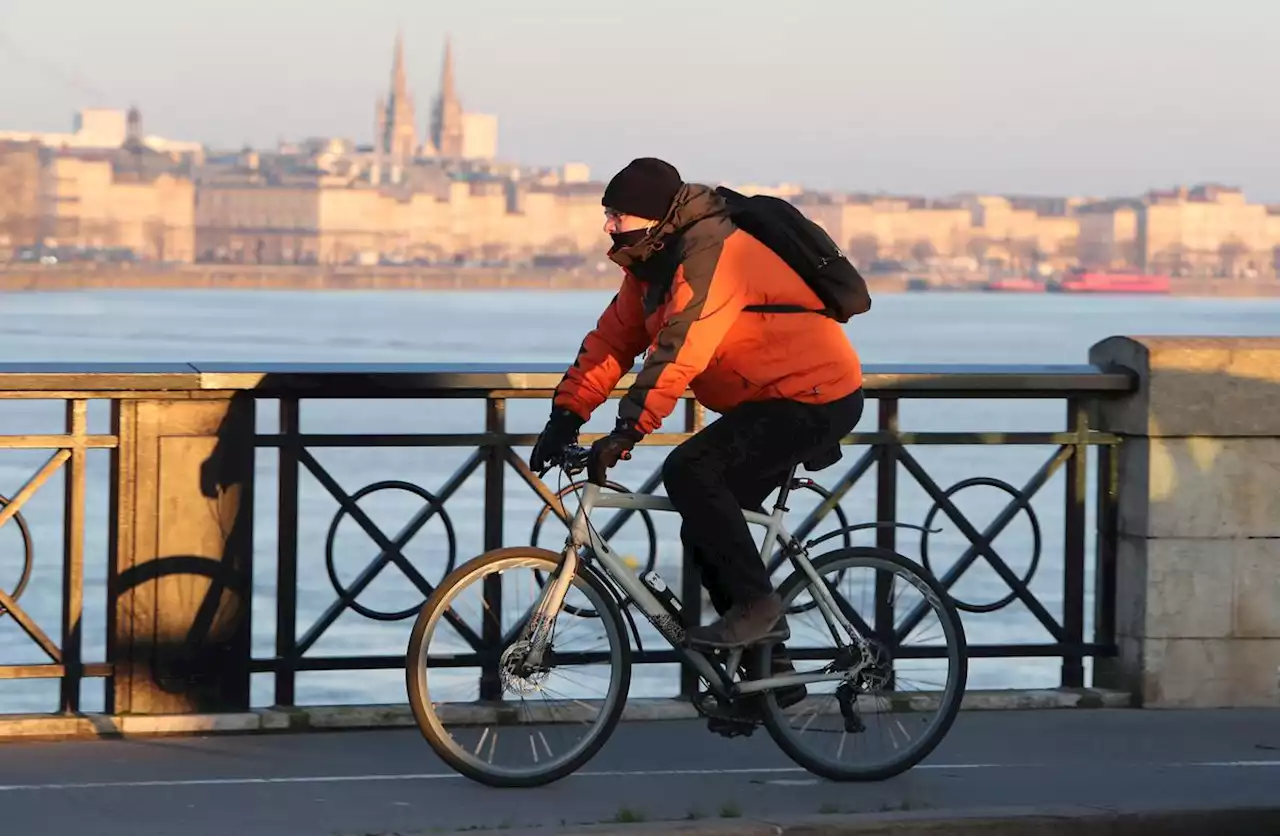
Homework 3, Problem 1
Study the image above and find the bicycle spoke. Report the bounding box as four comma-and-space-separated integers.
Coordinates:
407, 550, 630, 787
761, 547, 967, 781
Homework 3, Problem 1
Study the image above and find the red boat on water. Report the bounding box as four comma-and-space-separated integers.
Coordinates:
983, 277, 1045, 292
1048, 269, 1170, 294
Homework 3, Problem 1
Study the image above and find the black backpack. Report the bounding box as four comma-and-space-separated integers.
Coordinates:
715, 186, 871, 322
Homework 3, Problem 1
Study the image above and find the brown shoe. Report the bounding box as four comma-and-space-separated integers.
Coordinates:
686, 593, 790, 649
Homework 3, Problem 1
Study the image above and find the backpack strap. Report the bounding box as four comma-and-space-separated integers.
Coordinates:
742, 303, 832, 316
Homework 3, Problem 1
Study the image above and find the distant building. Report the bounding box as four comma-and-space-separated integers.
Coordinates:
0, 132, 195, 262
561, 163, 591, 184
777, 190, 1084, 272
792, 192, 975, 267
194, 155, 609, 266
0, 107, 204, 163
1076, 185, 1279, 278
0, 141, 42, 259
0, 105, 195, 262
1075, 199, 1142, 270
727, 182, 805, 198
460, 113, 498, 160
957, 195, 1080, 269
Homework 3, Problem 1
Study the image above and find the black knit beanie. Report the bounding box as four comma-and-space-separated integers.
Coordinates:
601, 158, 683, 221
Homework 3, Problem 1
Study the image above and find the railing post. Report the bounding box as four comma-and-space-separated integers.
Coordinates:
875, 397, 899, 669
107, 393, 255, 715
1061, 398, 1087, 688
59, 399, 87, 714
479, 396, 505, 700
274, 396, 300, 708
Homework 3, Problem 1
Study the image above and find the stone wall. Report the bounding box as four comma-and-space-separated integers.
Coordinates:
1091, 336, 1280, 707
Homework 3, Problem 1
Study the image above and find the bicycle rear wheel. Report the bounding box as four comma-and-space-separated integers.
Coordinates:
761, 547, 967, 781
406, 546, 632, 787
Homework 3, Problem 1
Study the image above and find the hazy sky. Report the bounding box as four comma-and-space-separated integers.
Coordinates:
2, 0, 1277, 200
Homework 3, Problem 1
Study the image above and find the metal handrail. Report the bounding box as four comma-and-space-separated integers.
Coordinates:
0, 362, 1136, 396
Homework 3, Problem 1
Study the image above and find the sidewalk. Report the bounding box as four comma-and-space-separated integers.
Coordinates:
0, 708, 1278, 835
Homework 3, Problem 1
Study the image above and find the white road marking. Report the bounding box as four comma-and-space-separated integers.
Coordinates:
0, 761, 1276, 792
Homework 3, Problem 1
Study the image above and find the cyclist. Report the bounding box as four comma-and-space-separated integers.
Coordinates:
530, 157, 866, 705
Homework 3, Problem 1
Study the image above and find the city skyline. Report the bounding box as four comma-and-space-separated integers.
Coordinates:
1, 0, 1277, 201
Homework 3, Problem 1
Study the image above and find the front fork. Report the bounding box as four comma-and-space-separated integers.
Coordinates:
520, 483, 597, 667
519, 546, 580, 669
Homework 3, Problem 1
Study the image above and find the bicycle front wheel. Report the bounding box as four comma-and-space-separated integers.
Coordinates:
406, 546, 632, 787
761, 547, 967, 781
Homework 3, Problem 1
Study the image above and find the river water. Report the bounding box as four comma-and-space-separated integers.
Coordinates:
1, 288, 1277, 713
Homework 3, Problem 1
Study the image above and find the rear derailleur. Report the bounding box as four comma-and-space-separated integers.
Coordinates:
835, 683, 865, 734
829, 639, 894, 735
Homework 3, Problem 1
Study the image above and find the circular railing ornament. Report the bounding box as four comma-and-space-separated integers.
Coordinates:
325, 480, 457, 621
0, 495, 33, 619
919, 476, 1042, 614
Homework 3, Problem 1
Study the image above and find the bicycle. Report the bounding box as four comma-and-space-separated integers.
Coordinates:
406, 443, 968, 788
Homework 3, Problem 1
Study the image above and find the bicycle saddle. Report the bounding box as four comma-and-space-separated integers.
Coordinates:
802, 443, 843, 472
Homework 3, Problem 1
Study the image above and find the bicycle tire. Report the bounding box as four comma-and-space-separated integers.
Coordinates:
405, 546, 632, 788
761, 546, 967, 782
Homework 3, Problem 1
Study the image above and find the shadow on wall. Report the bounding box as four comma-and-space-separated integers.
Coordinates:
108, 391, 255, 718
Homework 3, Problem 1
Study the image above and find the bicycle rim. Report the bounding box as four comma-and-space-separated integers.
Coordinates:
762, 546, 967, 781
406, 547, 632, 787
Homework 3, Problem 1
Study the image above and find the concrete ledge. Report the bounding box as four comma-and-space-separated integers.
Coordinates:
1089, 335, 1280, 437
442, 804, 1280, 836
0, 688, 1132, 742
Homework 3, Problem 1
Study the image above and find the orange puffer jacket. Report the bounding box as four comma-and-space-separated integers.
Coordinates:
553, 184, 864, 435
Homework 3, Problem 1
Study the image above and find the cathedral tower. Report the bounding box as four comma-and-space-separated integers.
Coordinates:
430, 37, 464, 159
374, 32, 418, 177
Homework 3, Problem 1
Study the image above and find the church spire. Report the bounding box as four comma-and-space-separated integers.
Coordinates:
392, 31, 408, 103
376, 29, 418, 178
431, 35, 464, 158
440, 36, 455, 103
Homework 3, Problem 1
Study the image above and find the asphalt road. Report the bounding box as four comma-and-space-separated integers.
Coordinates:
1, 709, 1279, 835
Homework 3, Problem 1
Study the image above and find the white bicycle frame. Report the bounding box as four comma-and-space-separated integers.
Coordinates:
529, 475, 872, 699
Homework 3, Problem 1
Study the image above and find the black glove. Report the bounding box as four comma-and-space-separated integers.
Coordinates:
530, 407, 586, 474
587, 423, 643, 486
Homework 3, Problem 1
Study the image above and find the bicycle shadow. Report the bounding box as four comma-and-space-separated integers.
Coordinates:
99, 391, 255, 728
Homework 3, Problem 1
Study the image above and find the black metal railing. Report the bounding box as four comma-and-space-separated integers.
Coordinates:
0, 362, 1133, 716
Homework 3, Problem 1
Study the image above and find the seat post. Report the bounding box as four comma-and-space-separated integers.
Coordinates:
773, 464, 802, 512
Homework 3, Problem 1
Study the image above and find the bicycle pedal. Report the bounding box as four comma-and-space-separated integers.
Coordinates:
707, 716, 756, 739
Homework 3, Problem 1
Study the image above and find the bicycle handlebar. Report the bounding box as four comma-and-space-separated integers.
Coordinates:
538, 443, 631, 480
556, 444, 592, 476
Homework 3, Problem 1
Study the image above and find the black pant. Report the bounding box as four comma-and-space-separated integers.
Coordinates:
661, 389, 865, 614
